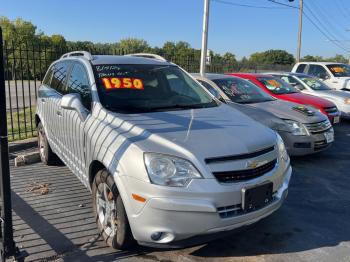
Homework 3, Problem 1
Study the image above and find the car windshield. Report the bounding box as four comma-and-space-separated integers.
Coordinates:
258, 77, 300, 95
94, 64, 217, 113
212, 77, 275, 104
299, 76, 332, 91
326, 64, 350, 77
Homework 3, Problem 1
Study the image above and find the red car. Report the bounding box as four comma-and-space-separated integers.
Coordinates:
228, 73, 341, 124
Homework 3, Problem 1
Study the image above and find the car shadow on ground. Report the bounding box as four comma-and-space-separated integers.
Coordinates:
10, 121, 350, 261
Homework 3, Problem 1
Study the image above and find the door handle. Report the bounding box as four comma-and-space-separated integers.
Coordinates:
56, 110, 62, 116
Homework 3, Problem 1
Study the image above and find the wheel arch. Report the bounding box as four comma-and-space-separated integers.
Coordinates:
89, 160, 107, 188
35, 114, 41, 127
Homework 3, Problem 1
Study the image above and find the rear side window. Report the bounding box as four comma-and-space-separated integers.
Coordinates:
67, 63, 91, 110
50, 62, 70, 94
296, 64, 306, 73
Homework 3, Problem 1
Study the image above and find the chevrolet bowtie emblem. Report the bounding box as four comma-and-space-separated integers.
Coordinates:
246, 160, 267, 169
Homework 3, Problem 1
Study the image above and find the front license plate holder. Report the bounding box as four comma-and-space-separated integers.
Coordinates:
334, 116, 340, 124
242, 182, 273, 212
324, 131, 334, 143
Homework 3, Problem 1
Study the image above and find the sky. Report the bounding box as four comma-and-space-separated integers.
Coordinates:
1, 0, 350, 59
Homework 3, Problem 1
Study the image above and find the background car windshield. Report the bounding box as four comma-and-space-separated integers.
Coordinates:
299, 76, 331, 91
326, 64, 350, 77
94, 64, 217, 113
258, 77, 299, 95
212, 78, 274, 104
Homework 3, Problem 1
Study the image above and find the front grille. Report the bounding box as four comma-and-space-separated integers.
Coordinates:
324, 106, 338, 114
213, 159, 277, 183
314, 140, 329, 151
305, 120, 332, 134
217, 204, 242, 218
205, 146, 275, 164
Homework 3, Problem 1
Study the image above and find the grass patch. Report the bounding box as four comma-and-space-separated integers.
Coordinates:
7, 107, 37, 142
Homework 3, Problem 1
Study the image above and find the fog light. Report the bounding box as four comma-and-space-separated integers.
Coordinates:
151, 232, 163, 241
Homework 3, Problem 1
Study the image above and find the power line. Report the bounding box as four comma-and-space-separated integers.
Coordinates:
303, 2, 350, 51
212, 0, 288, 9
266, 0, 298, 9
307, 1, 350, 43
267, 0, 350, 53
302, 11, 349, 53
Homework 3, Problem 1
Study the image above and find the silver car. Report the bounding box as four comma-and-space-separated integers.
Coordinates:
193, 74, 334, 156
271, 72, 350, 119
36, 52, 291, 249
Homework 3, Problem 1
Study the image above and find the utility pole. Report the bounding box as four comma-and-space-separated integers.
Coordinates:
296, 0, 303, 62
200, 0, 210, 76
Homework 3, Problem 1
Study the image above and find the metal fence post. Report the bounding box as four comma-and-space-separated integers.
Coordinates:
0, 27, 26, 262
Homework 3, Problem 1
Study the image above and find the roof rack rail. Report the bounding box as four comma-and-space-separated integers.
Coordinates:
61, 51, 93, 60
126, 53, 167, 62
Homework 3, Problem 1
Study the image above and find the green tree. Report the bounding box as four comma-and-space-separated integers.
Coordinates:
118, 38, 150, 54
327, 54, 348, 63
301, 55, 324, 62
250, 49, 295, 65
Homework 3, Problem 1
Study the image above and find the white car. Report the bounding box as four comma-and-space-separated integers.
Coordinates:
35, 51, 291, 249
292, 62, 350, 91
271, 72, 350, 119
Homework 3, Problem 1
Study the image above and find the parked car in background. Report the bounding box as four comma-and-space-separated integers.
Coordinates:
36, 52, 292, 249
292, 62, 350, 91
229, 73, 341, 124
193, 74, 334, 156
270, 72, 350, 119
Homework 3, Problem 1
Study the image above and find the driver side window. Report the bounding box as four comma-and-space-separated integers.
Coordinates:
67, 63, 92, 110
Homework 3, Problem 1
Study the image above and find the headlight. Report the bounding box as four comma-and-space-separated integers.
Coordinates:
144, 153, 202, 187
276, 133, 289, 162
284, 120, 310, 136
344, 97, 350, 105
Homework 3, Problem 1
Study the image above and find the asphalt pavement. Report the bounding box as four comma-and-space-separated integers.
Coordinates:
9, 120, 350, 262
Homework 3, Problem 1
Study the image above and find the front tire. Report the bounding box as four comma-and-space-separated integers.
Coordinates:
92, 169, 135, 250
37, 122, 58, 165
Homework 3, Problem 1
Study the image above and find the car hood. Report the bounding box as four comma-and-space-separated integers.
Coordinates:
277, 92, 335, 108
250, 99, 328, 124
111, 104, 277, 162
227, 102, 290, 132
315, 90, 350, 100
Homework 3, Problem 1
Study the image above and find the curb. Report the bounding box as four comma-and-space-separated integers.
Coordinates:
9, 137, 37, 153
15, 151, 41, 167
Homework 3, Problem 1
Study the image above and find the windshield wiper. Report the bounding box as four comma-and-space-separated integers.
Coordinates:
105, 103, 214, 113
148, 103, 212, 111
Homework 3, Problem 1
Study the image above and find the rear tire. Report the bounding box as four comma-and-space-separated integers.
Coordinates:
37, 122, 58, 165
92, 169, 135, 250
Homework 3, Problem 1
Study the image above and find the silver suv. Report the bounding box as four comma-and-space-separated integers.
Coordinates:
36, 51, 292, 249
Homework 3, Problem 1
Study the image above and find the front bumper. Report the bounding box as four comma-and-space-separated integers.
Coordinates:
326, 112, 341, 124
279, 129, 333, 156
115, 163, 292, 247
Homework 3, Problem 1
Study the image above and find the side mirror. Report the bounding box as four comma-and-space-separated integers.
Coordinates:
61, 93, 88, 121
295, 84, 304, 90
319, 74, 330, 80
